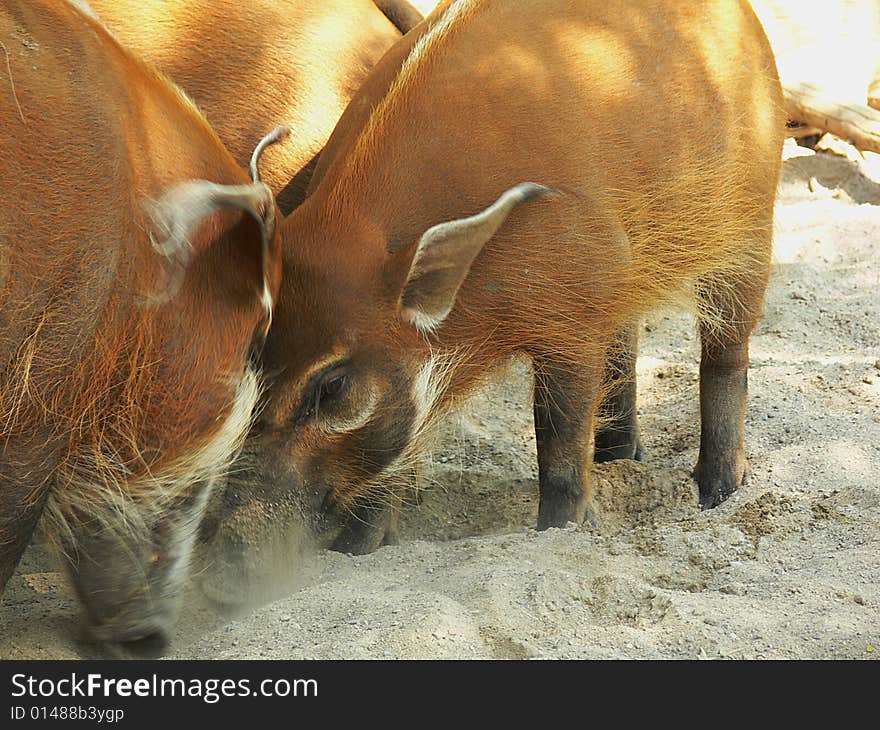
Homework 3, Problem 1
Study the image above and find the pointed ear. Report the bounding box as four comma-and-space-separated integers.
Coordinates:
400, 182, 559, 332
145, 179, 279, 308
145, 127, 288, 312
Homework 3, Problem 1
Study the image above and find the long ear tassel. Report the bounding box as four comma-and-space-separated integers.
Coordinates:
144, 127, 288, 307
144, 181, 275, 305
247, 125, 289, 324
249, 126, 290, 183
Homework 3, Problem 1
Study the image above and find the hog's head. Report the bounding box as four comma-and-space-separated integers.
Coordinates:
207, 183, 556, 591
47, 130, 287, 654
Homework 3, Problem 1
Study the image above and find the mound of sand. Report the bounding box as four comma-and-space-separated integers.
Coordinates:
1, 138, 878, 659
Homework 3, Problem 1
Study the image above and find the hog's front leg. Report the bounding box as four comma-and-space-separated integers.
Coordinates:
532, 357, 601, 530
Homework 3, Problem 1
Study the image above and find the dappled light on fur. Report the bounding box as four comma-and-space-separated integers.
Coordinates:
239, 0, 785, 560
88, 0, 405, 214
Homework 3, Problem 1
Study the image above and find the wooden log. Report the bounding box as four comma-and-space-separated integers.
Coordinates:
786, 122, 823, 138
868, 76, 880, 112
784, 82, 880, 154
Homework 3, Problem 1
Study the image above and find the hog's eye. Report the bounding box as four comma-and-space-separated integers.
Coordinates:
302, 362, 351, 421
321, 373, 348, 401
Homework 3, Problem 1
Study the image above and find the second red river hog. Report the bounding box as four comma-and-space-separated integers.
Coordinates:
241, 0, 787, 556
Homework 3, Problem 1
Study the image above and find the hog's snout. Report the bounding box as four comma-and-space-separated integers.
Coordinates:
57, 486, 212, 657
71, 554, 183, 657
222, 447, 334, 527
88, 614, 172, 657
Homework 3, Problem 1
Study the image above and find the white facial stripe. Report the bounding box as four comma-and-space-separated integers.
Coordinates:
410, 354, 443, 437
190, 366, 261, 480
147, 366, 262, 501
153, 479, 214, 601
261, 277, 274, 323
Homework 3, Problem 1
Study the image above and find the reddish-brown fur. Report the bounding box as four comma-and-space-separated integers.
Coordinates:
241, 0, 786, 556
0, 0, 281, 650
87, 0, 412, 213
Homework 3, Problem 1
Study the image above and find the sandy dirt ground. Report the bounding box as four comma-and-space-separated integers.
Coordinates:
1, 137, 879, 660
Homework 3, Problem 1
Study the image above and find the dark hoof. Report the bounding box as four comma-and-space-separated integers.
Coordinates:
633, 441, 646, 462
594, 435, 645, 463
695, 461, 749, 510
536, 494, 588, 530
699, 488, 733, 510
